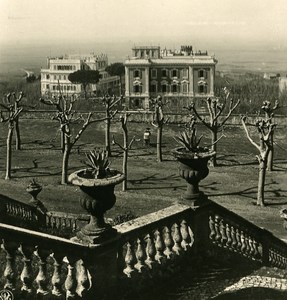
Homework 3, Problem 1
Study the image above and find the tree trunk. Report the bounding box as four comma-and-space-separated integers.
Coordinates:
105, 112, 111, 156
122, 119, 128, 191
267, 132, 274, 171
61, 138, 71, 184
122, 149, 128, 191
257, 158, 267, 206
157, 125, 163, 162
5, 125, 13, 180
60, 130, 65, 153
210, 129, 217, 167
15, 117, 21, 150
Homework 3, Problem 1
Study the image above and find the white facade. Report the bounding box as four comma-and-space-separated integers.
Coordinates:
40, 53, 119, 96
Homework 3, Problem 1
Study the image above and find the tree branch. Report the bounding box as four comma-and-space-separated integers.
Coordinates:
220, 99, 240, 127
187, 103, 212, 129
241, 116, 261, 151
112, 135, 124, 151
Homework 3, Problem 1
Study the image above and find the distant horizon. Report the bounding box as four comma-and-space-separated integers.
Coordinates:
2, 0, 287, 51
1, 39, 287, 79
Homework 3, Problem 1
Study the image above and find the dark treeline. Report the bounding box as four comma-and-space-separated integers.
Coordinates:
214, 73, 284, 115
0, 72, 285, 114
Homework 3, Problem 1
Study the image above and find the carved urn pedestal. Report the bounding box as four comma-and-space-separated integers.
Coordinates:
68, 169, 125, 244
172, 147, 215, 207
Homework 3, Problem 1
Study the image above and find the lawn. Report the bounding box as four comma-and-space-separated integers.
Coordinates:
0, 117, 287, 239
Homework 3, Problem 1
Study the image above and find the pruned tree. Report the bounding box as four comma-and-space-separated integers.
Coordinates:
97, 94, 122, 156
188, 87, 240, 166
0, 92, 23, 179
241, 116, 275, 206
150, 96, 168, 162
261, 100, 279, 171
68, 70, 100, 100
105, 62, 125, 95
40, 94, 116, 184
112, 113, 136, 191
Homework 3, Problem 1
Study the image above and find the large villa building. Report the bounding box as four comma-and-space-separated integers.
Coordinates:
40, 53, 120, 96
124, 45, 217, 110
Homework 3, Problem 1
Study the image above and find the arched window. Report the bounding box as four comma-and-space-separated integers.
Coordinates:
171, 84, 178, 93
182, 83, 188, 93
171, 69, 178, 77
133, 83, 142, 93
134, 69, 141, 78
161, 69, 168, 78
161, 83, 168, 93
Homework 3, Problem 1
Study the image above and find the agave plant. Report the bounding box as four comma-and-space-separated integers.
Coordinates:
85, 149, 111, 179
174, 117, 204, 152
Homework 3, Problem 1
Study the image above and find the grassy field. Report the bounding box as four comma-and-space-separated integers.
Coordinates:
0, 117, 287, 239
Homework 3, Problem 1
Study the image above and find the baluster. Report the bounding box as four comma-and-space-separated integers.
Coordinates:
209, 215, 216, 241
123, 242, 136, 277
253, 239, 261, 259
248, 235, 255, 258
76, 259, 91, 297
219, 220, 227, 248
73, 219, 77, 232
145, 233, 156, 269
180, 220, 192, 250
214, 215, 222, 245
134, 237, 146, 272
235, 228, 242, 252
225, 223, 232, 249
244, 233, 251, 256
64, 257, 78, 299
18, 244, 34, 293
240, 230, 247, 255
51, 253, 64, 296
155, 229, 165, 264
1, 240, 18, 290
230, 226, 237, 251
163, 226, 174, 259
34, 248, 50, 295
172, 223, 183, 255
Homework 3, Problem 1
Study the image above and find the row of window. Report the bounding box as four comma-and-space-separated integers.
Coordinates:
133, 83, 189, 94
42, 74, 70, 80
133, 68, 208, 79
133, 83, 207, 94
53, 65, 76, 71
43, 84, 78, 91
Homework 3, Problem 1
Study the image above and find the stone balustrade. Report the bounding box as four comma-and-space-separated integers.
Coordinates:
207, 202, 287, 269
1, 199, 287, 299
0, 194, 43, 229
45, 211, 90, 237
114, 204, 194, 296
0, 222, 100, 299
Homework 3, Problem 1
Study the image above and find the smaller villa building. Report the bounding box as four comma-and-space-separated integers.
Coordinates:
41, 53, 120, 96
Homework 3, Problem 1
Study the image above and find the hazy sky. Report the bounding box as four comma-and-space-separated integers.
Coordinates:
1, 0, 287, 49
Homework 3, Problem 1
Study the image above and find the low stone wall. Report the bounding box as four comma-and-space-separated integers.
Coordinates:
20, 110, 287, 126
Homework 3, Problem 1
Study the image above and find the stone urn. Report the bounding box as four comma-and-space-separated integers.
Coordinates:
172, 147, 215, 206
26, 179, 42, 206
68, 169, 125, 244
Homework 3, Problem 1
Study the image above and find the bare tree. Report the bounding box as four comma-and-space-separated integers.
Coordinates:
112, 113, 135, 191
261, 100, 279, 171
188, 87, 240, 166
96, 94, 122, 156
40, 94, 116, 184
0, 93, 23, 179
241, 116, 275, 206
150, 96, 168, 162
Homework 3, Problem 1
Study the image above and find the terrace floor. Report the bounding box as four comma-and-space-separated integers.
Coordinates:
136, 257, 287, 300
